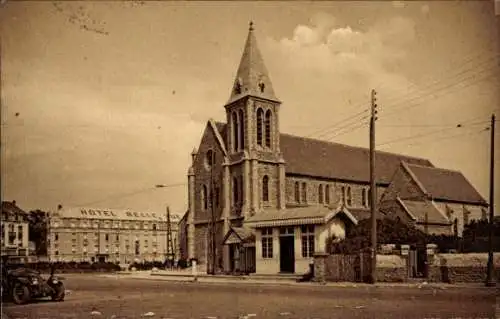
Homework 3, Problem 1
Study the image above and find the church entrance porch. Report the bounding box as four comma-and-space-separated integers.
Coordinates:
222, 226, 256, 274
279, 227, 295, 273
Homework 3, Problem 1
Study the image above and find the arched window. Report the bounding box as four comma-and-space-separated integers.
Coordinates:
301, 182, 307, 203
232, 112, 239, 151
265, 110, 272, 148
238, 109, 245, 150
256, 108, 264, 146
262, 175, 269, 202
341, 186, 346, 204
205, 150, 214, 170
233, 177, 239, 205
346, 186, 352, 206
294, 182, 300, 203
325, 185, 330, 204
318, 184, 323, 204
201, 185, 208, 210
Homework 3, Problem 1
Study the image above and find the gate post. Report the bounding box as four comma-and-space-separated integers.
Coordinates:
313, 252, 328, 283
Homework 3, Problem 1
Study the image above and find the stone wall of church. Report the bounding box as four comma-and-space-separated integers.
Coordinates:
192, 124, 225, 222
257, 162, 280, 209
194, 224, 208, 265
284, 175, 386, 211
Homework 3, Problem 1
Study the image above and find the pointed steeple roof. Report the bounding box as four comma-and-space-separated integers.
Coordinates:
226, 21, 280, 105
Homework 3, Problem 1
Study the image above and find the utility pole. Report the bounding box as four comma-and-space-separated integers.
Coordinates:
485, 113, 496, 287
369, 89, 378, 284
166, 206, 174, 268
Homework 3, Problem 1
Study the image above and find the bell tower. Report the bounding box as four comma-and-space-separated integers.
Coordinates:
224, 21, 286, 219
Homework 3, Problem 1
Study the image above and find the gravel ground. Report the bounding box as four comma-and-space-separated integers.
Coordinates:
2, 274, 498, 319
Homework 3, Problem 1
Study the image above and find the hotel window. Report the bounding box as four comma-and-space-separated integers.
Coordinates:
152, 224, 157, 231
262, 175, 269, 202
8, 224, 15, 245
301, 182, 307, 203
261, 228, 273, 259
116, 234, 119, 241
1, 224, 4, 240
135, 240, 140, 255
318, 184, 323, 204
17, 225, 23, 240
55, 233, 59, 241
325, 185, 330, 204
294, 182, 300, 203
346, 187, 352, 206
105, 234, 109, 241
301, 225, 315, 258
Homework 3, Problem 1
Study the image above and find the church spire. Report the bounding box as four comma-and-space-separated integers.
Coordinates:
226, 21, 279, 105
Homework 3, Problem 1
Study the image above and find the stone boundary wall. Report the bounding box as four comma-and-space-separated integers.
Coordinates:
314, 252, 500, 283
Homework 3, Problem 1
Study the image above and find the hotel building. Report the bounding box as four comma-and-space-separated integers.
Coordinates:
48, 206, 180, 264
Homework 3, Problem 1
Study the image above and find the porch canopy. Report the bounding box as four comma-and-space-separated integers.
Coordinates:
243, 204, 359, 228
222, 226, 256, 247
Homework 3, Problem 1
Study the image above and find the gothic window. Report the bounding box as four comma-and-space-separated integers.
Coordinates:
201, 185, 208, 211
318, 184, 323, 204
325, 185, 330, 204
262, 175, 269, 202
233, 177, 239, 206
215, 187, 220, 208
205, 150, 214, 170
239, 177, 244, 205
301, 182, 307, 203
341, 186, 346, 204
294, 182, 300, 203
232, 112, 239, 151
257, 108, 264, 146
346, 186, 352, 206
265, 110, 272, 148
238, 109, 245, 149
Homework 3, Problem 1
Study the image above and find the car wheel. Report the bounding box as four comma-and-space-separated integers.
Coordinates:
12, 282, 30, 305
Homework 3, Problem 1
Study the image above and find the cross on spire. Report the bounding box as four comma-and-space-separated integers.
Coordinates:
249, 20, 254, 31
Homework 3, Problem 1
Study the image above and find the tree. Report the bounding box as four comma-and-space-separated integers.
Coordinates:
28, 210, 49, 256
326, 218, 429, 254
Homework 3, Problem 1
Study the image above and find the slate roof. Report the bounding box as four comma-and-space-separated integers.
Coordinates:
245, 205, 358, 228
404, 163, 487, 206
397, 199, 451, 225
346, 208, 372, 221
226, 22, 279, 106
231, 227, 255, 242
214, 122, 433, 184
1, 201, 28, 216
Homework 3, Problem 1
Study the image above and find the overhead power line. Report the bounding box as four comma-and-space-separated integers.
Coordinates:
377, 120, 489, 148
378, 52, 499, 108
71, 182, 186, 207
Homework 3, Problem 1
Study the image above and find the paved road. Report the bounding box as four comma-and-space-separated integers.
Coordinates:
2, 274, 499, 319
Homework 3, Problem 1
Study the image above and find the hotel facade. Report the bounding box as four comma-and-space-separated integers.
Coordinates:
48, 206, 180, 264
1, 201, 31, 262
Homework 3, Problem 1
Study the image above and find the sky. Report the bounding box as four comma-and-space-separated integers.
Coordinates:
1, 0, 499, 217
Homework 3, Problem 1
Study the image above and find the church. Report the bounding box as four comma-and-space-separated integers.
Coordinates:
182, 22, 489, 275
